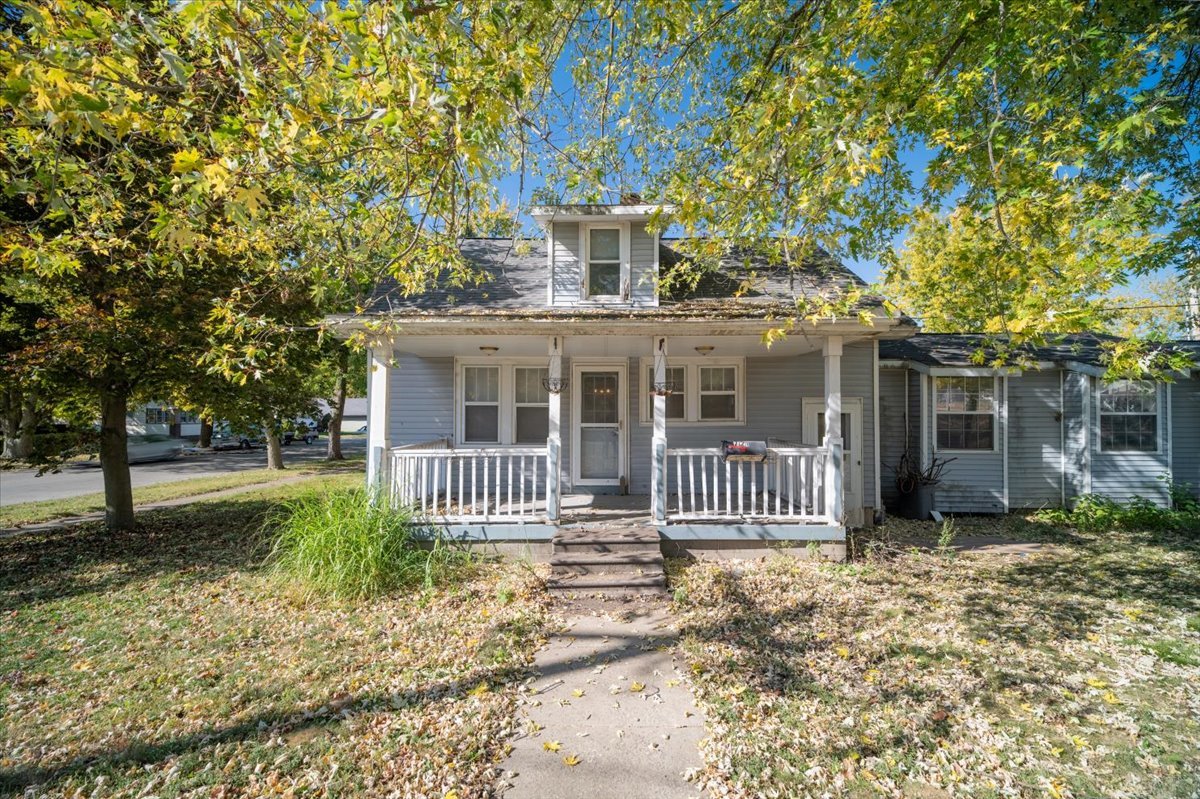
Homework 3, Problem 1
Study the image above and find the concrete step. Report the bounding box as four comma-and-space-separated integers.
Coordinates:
550, 551, 665, 576
545, 572, 669, 597
552, 527, 662, 555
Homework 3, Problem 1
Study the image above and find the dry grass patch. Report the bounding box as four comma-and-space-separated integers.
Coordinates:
0, 486, 550, 798
672, 523, 1200, 799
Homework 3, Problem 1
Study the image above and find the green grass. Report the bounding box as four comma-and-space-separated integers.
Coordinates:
0, 476, 550, 798
266, 487, 472, 599
0, 457, 363, 527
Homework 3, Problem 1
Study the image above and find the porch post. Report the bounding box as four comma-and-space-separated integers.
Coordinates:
366, 342, 394, 503
823, 336, 844, 525
652, 336, 668, 523
546, 336, 563, 522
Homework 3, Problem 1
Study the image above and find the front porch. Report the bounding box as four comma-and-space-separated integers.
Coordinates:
365, 329, 859, 546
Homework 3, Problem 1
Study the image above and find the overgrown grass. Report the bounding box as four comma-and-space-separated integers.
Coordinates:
0, 457, 363, 527
266, 488, 472, 599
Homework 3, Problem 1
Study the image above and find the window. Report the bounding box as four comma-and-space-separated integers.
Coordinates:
934, 376, 996, 450
639, 359, 743, 424
145, 407, 170, 425
176, 411, 199, 425
1099, 380, 1158, 452
586, 226, 622, 297
514, 367, 550, 444
645, 365, 686, 420
462, 366, 500, 443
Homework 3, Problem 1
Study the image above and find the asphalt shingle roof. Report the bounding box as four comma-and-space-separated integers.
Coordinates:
362, 237, 902, 321
878, 332, 1196, 369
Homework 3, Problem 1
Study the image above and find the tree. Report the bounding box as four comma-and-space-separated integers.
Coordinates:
2, 1, 569, 528
525, 1, 1198, 361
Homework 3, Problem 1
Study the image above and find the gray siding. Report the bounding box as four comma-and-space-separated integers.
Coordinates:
1063, 370, 1089, 504
1172, 375, 1200, 500
877, 367, 909, 505
1008, 370, 1065, 509
925, 373, 1005, 514
1089, 378, 1171, 505
630, 223, 657, 304
388, 354, 454, 443
550, 222, 581, 305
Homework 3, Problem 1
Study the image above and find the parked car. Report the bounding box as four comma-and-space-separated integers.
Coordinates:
126, 434, 185, 464
356, 424, 368, 433
211, 430, 260, 450
283, 426, 318, 445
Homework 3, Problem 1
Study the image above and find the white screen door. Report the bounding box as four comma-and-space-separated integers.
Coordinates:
802, 397, 864, 526
573, 365, 626, 487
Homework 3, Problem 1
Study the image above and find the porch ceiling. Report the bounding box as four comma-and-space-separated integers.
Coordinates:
389, 332, 849, 358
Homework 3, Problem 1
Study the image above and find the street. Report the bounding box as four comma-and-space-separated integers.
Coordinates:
0, 436, 365, 506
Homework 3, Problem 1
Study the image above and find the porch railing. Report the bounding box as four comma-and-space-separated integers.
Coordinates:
665, 446, 829, 522
389, 441, 552, 523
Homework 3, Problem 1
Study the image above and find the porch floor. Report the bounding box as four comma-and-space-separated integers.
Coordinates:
560, 494, 652, 527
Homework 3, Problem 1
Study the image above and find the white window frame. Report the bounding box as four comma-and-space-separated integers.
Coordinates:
637, 357, 746, 426
144, 407, 170, 425
455, 358, 551, 447
459, 363, 502, 445
932, 375, 999, 453
1096, 379, 1161, 454
513, 365, 551, 445
582, 223, 629, 301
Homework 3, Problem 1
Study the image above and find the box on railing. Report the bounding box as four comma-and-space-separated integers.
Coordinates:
721, 440, 768, 462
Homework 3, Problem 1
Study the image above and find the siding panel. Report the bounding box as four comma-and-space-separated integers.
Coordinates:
630, 223, 657, 304
1090, 379, 1171, 505
551, 222, 581, 305
877, 367, 909, 505
927, 374, 1005, 513
1008, 371, 1065, 509
1172, 376, 1200, 500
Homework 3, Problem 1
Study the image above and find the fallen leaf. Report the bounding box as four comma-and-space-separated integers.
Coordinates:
630, 681, 645, 693
563, 754, 581, 767
572, 688, 585, 698
543, 741, 562, 752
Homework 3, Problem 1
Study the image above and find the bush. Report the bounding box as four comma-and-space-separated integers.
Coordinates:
266, 488, 472, 599
1036, 493, 1200, 534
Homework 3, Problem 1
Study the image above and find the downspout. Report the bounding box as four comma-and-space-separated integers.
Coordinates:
1059, 370, 1066, 508
873, 340, 882, 511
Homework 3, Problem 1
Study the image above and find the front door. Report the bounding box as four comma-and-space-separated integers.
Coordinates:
802, 397, 864, 526
572, 363, 626, 488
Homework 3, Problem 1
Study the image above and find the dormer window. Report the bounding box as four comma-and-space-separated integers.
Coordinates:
584, 224, 626, 300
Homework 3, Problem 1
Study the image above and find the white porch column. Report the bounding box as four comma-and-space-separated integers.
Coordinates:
651, 336, 668, 523
366, 343, 394, 501
823, 336, 845, 525
546, 336, 563, 522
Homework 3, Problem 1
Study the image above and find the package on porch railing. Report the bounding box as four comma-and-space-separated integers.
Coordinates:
720, 440, 768, 463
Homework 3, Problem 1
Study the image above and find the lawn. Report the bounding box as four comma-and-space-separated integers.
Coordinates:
0, 474, 552, 798
672, 516, 1200, 799
0, 456, 364, 528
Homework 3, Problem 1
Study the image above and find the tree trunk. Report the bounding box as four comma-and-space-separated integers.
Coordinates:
16, 397, 35, 460
264, 418, 284, 470
326, 347, 348, 461
198, 417, 213, 448
1, 387, 21, 460
100, 389, 135, 530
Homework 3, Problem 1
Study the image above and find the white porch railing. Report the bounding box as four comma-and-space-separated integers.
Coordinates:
389, 442, 552, 523
665, 447, 829, 522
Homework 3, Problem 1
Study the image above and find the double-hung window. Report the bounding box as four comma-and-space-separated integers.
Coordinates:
934, 376, 996, 450
145, 407, 170, 425
1099, 380, 1158, 452
585, 226, 623, 298
640, 359, 744, 424
514, 367, 550, 444
462, 365, 500, 443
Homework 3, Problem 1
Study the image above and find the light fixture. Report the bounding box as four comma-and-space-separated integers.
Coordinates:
695, 345, 715, 356
479, 345, 499, 355
541, 338, 568, 394
652, 337, 676, 396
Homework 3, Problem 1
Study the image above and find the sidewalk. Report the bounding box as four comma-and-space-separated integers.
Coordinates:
498, 600, 707, 799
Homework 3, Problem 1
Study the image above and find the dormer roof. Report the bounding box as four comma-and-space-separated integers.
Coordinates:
528, 203, 675, 224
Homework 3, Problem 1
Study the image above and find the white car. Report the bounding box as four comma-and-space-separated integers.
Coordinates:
126, 435, 185, 464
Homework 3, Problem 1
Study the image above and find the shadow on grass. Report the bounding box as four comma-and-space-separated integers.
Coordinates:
0, 498, 280, 611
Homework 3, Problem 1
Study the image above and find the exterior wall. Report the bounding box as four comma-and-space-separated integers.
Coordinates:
920, 373, 1005, 514
1063, 370, 1089, 504
1087, 376, 1171, 505
630, 223, 657, 304
1008, 370, 1065, 509
877, 367, 909, 506
387, 355, 455, 443
1172, 375, 1200, 500
550, 222, 581, 305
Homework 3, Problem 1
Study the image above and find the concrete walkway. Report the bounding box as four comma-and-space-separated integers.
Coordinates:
498, 600, 706, 799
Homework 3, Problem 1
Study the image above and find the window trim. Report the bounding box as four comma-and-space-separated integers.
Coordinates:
1096, 378, 1161, 454
582, 222, 629, 301
513, 365, 551, 445
637, 357, 746, 426
460, 364, 502, 445
455, 358, 552, 448
932, 375, 999, 453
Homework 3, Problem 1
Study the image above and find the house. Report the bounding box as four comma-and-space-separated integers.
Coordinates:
328, 202, 918, 556
126, 403, 203, 439
316, 397, 369, 433
878, 334, 1200, 512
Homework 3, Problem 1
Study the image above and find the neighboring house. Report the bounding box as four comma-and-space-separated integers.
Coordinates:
878, 334, 1200, 512
318, 397, 369, 433
330, 202, 917, 552
126, 403, 203, 439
